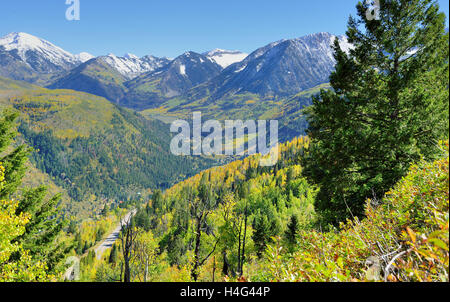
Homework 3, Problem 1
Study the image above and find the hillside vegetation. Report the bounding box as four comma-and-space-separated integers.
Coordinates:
252, 142, 449, 281
77, 137, 318, 281
74, 0, 449, 283
81, 139, 448, 282
0, 77, 220, 218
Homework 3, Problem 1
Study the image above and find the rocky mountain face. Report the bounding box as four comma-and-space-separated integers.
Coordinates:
100, 53, 171, 79
130, 51, 223, 97
123, 51, 223, 108
47, 58, 128, 103
201, 32, 351, 99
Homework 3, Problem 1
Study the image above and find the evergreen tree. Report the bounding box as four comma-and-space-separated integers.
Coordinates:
252, 214, 271, 258
15, 186, 66, 272
82, 241, 89, 254
284, 214, 299, 248
109, 244, 118, 265
252, 207, 280, 258
151, 190, 163, 215
68, 220, 77, 234
0, 111, 30, 200
133, 208, 151, 231
95, 228, 104, 242
1, 110, 67, 273
303, 0, 449, 225
0, 164, 49, 281
75, 234, 83, 255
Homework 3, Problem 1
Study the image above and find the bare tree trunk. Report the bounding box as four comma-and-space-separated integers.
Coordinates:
120, 214, 137, 283
124, 258, 130, 282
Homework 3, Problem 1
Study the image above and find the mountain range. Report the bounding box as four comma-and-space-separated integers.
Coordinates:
205, 33, 350, 98
122, 51, 224, 108
0, 31, 348, 112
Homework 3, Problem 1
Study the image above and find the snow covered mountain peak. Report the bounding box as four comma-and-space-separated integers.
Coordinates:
0, 32, 63, 55
75, 52, 95, 63
0, 32, 92, 73
0, 32, 80, 62
204, 49, 248, 68
123, 53, 139, 60
100, 53, 170, 79
205, 32, 353, 98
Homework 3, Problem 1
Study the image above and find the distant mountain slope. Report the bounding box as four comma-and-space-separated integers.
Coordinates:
47, 53, 172, 104
143, 83, 330, 142
48, 50, 222, 110
123, 51, 223, 109
2, 31, 346, 124
0, 76, 220, 219
0, 32, 173, 94
47, 58, 129, 103
203, 32, 350, 99
0, 32, 92, 84
101, 53, 171, 79
126, 33, 346, 111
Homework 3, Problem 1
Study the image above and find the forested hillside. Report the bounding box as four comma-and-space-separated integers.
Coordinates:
0, 76, 220, 218
80, 139, 449, 282
252, 142, 449, 282
79, 137, 319, 281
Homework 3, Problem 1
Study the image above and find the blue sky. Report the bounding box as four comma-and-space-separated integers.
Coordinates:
1, 0, 448, 58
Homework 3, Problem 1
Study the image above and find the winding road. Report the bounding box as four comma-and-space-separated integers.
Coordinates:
94, 209, 136, 260
64, 209, 137, 280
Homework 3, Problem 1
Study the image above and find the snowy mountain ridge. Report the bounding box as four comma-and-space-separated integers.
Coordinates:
203, 49, 248, 68
0, 32, 93, 71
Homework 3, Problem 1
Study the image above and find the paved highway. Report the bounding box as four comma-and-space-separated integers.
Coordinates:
94, 209, 136, 260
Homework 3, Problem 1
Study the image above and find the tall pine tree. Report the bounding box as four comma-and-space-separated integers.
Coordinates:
0, 111, 30, 200
0, 110, 67, 273
303, 0, 449, 225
